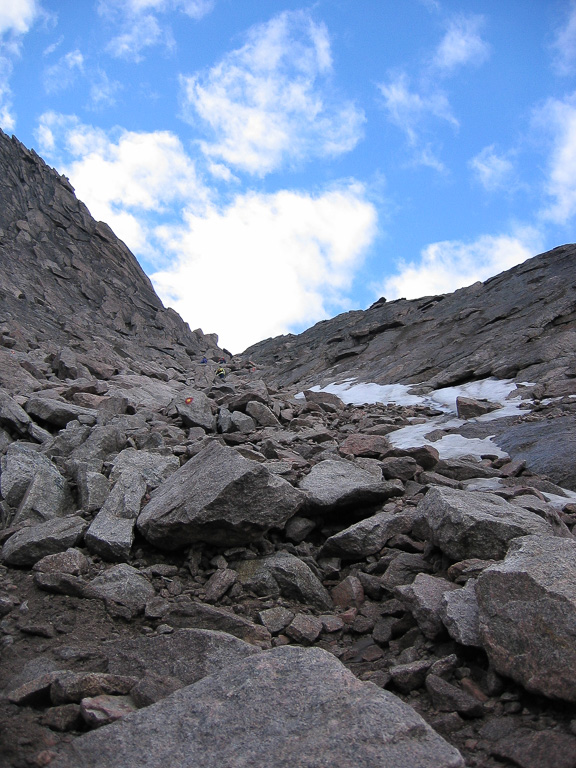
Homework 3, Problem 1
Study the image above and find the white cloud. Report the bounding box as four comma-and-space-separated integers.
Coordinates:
469, 145, 514, 191
551, 1, 576, 76
536, 93, 576, 224
43, 49, 84, 94
151, 185, 378, 352
0, 0, 43, 131
433, 14, 490, 73
180, 10, 364, 175
35, 113, 209, 256
377, 72, 457, 170
378, 230, 542, 301
89, 69, 123, 109
0, 0, 39, 36
99, 0, 214, 60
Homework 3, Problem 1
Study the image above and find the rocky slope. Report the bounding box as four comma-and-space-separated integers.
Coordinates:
1, 133, 576, 768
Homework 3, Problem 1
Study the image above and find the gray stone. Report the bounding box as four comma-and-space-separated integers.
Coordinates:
440, 579, 482, 647
417, 487, 555, 561
476, 535, 576, 701
85, 473, 148, 561
104, 628, 259, 687
137, 442, 304, 549
0, 387, 31, 434
12, 458, 74, 525
175, 390, 215, 432
299, 459, 399, 511
245, 400, 280, 427
164, 601, 271, 648
456, 397, 500, 419
425, 674, 484, 718
77, 464, 111, 513
91, 564, 155, 614
321, 510, 415, 559
0, 442, 68, 510
109, 448, 179, 487
258, 606, 294, 634
230, 410, 256, 433
380, 552, 433, 589
396, 574, 459, 639
25, 393, 98, 427
1, 516, 88, 566
52, 646, 465, 768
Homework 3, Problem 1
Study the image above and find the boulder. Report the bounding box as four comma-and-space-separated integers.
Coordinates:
417, 487, 556, 561
164, 601, 271, 647
175, 390, 215, 432
476, 535, 576, 701
51, 647, 465, 768
320, 509, 413, 559
396, 574, 459, 639
440, 579, 482, 647
1, 516, 88, 567
90, 564, 155, 614
137, 442, 304, 549
298, 459, 402, 512
245, 400, 280, 427
25, 393, 98, 427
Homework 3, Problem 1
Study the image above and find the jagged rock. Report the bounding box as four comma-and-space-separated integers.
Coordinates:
380, 552, 433, 589
0, 387, 31, 434
80, 694, 138, 728
320, 509, 414, 559
230, 409, 256, 433
298, 459, 401, 512
0, 442, 70, 512
389, 659, 432, 693
51, 647, 465, 768
396, 574, 459, 639
258, 607, 294, 634
12, 457, 74, 525
245, 400, 281, 427
137, 442, 304, 549
285, 613, 323, 643
456, 396, 500, 419
440, 579, 482, 647
76, 464, 111, 512
109, 448, 179, 487
50, 672, 137, 705
491, 727, 576, 768
175, 390, 215, 432
1, 515, 87, 566
90, 564, 155, 614
434, 458, 501, 481
417, 487, 556, 561
476, 535, 576, 701
85, 473, 148, 561
331, 574, 364, 609
338, 433, 391, 457
425, 674, 484, 718
33, 547, 89, 576
236, 551, 332, 610
25, 393, 98, 428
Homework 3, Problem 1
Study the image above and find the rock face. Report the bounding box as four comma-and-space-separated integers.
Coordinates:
2, 132, 576, 768
243, 243, 576, 400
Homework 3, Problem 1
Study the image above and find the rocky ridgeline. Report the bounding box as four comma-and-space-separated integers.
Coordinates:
1, 131, 576, 768
0, 128, 222, 394
1, 363, 576, 768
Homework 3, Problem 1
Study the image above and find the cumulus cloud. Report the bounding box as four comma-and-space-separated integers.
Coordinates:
551, 1, 576, 76
98, 0, 214, 60
0, 0, 43, 131
180, 10, 364, 175
536, 93, 576, 224
36, 113, 209, 256
378, 230, 541, 301
152, 185, 378, 351
469, 145, 514, 191
432, 14, 490, 73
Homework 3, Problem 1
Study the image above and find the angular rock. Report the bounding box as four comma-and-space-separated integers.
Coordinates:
25, 393, 98, 427
245, 400, 281, 427
417, 487, 556, 561
285, 613, 323, 643
80, 694, 137, 728
320, 509, 413, 559
380, 552, 433, 589
90, 564, 155, 614
32, 547, 89, 576
258, 607, 294, 634
331, 574, 364, 609
440, 579, 482, 647
230, 410, 256, 433
1, 515, 88, 566
109, 448, 179, 487
456, 396, 500, 419
12, 459, 74, 525
298, 459, 401, 512
476, 535, 576, 701
175, 390, 215, 432
137, 442, 304, 549
51, 672, 136, 705
51, 646, 465, 768
0, 442, 69, 511
338, 433, 391, 457
425, 674, 484, 718
396, 574, 459, 639
0, 387, 31, 434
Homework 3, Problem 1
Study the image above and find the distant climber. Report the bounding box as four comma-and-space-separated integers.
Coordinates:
200, 356, 208, 364
215, 366, 226, 380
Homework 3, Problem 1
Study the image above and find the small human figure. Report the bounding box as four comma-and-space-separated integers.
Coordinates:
215, 366, 226, 379
200, 356, 208, 364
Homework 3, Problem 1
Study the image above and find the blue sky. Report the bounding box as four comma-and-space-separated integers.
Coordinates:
1, 0, 575, 352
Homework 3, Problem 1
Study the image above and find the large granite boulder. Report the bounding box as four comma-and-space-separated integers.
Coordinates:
137, 442, 304, 549
1, 516, 88, 567
416, 487, 556, 561
320, 509, 414, 559
476, 535, 576, 701
51, 646, 464, 768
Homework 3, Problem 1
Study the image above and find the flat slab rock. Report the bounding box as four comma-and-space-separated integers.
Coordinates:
52, 646, 464, 768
